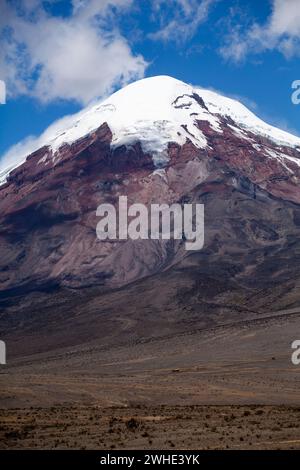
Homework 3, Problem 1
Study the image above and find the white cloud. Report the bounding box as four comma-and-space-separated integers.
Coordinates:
150, 0, 217, 43
269, 0, 300, 37
0, 0, 147, 104
220, 0, 300, 62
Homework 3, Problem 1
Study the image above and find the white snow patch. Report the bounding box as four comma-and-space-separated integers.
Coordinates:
37, 154, 49, 165
0, 165, 17, 185
252, 143, 262, 151
265, 148, 300, 170
152, 168, 168, 183
227, 124, 254, 142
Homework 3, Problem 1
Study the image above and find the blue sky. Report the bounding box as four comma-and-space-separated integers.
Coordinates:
1, 0, 300, 166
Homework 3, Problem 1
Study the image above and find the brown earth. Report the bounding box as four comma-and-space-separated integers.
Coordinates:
1, 277, 300, 449
1, 246, 300, 449
1, 405, 300, 450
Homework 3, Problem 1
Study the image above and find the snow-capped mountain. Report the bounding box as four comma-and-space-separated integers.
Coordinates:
1, 76, 300, 184
1, 75, 300, 298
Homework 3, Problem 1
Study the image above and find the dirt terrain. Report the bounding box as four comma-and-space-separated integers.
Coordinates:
1, 405, 300, 450
1, 295, 300, 449
1, 260, 300, 449
1, 273, 300, 405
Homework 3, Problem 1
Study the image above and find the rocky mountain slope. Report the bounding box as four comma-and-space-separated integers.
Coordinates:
0, 75, 300, 309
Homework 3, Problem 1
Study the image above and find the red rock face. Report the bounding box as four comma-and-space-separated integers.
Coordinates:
0, 115, 300, 299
